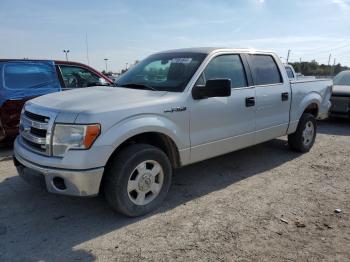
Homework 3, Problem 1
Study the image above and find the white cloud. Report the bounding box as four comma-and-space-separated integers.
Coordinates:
332, 0, 350, 11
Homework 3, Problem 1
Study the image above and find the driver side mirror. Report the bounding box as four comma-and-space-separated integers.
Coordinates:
192, 79, 231, 100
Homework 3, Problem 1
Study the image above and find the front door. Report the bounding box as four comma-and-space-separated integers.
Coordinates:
189, 54, 256, 163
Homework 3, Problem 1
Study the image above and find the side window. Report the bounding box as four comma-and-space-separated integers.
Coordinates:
285, 67, 294, 79
249, 55, 283, 85
59, 65, 102, 88
3, 63, 57, 90
197, 55, 247, 88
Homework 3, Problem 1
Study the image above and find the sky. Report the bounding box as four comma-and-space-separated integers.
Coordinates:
0, 0, 350, 72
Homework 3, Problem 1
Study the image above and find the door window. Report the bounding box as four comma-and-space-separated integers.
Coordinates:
59, 65, 103, 88
249, 55, 282, 85
198, 55, 247, 88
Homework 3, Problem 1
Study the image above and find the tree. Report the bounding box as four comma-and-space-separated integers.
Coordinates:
290, 61, 349, 77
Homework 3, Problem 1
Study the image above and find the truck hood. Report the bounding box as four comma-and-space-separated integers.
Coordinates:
29, 86, 169, 113
332, 85, 350, 96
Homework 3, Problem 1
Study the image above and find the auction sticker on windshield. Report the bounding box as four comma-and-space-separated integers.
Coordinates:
171, 58, 193, 64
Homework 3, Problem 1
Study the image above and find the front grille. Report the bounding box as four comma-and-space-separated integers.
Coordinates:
20, 110, 51, 155
30, 127, 47, 137
22, 137, 46, 152
331, 96, 350, 113
24, 111, 49, 123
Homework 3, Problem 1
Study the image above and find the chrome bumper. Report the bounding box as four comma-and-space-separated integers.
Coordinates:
14, 151, 104, 197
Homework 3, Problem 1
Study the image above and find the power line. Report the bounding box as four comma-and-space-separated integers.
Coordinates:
294, 43, 350, 56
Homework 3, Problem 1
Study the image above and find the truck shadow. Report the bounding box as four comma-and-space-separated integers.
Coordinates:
0, 138, 299, 261
318, 118, 350, 136
0, 143, 13, 161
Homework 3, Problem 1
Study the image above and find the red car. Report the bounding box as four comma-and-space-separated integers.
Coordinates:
0, 60, 113, 143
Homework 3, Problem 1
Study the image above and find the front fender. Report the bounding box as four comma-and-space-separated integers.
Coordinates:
94, 113, 190, 163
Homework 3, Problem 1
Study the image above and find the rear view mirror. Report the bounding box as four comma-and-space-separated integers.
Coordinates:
192, 79, 231, 100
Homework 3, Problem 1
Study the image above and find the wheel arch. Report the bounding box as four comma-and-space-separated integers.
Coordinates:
288, 92, 321, 134
105, 131, 181, 170
298, 93, 321, 119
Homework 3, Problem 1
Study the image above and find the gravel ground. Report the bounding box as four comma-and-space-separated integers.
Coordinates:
0, 119, 349, 262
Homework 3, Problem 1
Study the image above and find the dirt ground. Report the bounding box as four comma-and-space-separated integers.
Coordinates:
0, 119, 349, 262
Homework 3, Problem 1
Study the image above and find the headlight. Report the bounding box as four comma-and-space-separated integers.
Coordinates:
52, 124, 100, 157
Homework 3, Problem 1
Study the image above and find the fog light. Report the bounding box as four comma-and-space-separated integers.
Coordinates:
53, 177, 66, 190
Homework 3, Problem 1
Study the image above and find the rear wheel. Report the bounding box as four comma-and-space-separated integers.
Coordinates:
288, 113, 317, 153
104, 144, 172, 217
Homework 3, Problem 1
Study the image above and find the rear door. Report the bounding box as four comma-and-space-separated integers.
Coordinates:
247, 54, 291, 143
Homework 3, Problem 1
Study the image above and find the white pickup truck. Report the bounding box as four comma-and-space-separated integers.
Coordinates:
14, 48, 332, 216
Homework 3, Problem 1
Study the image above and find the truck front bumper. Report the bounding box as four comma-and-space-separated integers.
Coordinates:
14, 151, 104, 197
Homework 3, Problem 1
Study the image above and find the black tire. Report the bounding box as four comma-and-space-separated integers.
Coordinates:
104, 144, 172, 217
288, 113, 317, 153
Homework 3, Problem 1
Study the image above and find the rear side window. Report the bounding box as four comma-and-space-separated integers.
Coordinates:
249, 55, 282, 85
200, 54, 247, 88
3, 63, 56, 90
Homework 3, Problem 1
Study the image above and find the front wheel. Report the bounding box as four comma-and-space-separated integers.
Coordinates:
288, 113, 317, 153
104, 144, 172, 217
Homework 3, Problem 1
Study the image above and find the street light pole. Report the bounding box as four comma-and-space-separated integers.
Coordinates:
104, 58, 108, 72
63, 50, 70, 61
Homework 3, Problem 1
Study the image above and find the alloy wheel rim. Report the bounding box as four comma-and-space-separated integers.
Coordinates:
302, 121, 314, 147
127, 160, 164, 206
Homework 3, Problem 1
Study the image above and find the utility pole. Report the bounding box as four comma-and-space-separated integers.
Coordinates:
104, 58, 108, 72
286, 49, 291, 63
85, 33, 90, 65
328, 54, 332, 66
125, 63, 128, 70
332, 58, 336, 76
63, 50, 70, 61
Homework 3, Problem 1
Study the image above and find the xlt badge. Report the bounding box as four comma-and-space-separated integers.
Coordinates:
164, 106, 187, 113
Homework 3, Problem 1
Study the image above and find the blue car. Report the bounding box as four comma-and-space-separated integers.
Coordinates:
0, 59, 113, 143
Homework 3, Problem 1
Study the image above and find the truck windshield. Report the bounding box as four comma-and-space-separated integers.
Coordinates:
116, 52, 206, 92
333, 71, 350, 86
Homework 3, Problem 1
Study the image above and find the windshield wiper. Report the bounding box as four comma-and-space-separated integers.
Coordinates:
119, 83, 157, 91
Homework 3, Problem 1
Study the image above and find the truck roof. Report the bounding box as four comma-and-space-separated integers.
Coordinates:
157, 47, 274, 55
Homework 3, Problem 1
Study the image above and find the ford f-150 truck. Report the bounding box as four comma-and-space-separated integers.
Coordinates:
13, 48, 332, 217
